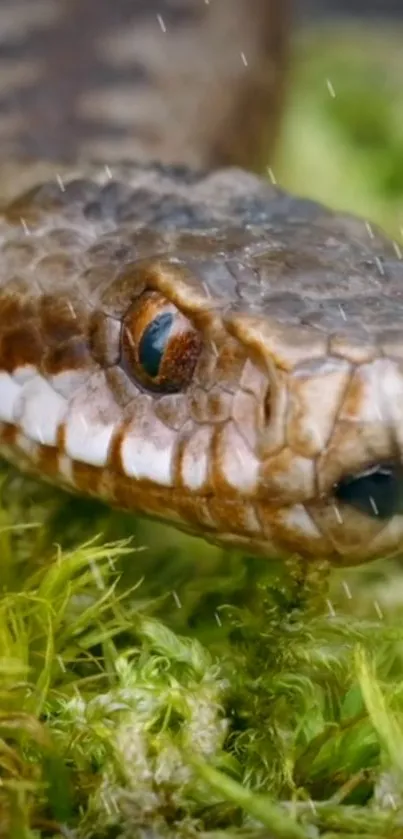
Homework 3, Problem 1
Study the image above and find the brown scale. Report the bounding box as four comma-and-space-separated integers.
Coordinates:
0, 323, 43, 373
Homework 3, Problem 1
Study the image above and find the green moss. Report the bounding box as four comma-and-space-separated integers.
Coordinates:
3, 20, 403, 839
3, 471, 403, 838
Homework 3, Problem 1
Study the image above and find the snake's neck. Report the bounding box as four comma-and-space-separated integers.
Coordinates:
0, 0, 288, 172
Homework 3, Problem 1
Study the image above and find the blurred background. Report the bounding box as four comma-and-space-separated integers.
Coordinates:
300, 0, 403, 17
276, 0, 403, 241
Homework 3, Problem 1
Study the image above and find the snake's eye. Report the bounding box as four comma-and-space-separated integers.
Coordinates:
120, 291, 202, 393
334, 463, 403, 519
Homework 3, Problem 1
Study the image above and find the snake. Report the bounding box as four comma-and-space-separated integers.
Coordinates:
0, 0, 402, 568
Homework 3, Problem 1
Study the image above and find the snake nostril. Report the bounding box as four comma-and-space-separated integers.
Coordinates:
334, 462, 403, 519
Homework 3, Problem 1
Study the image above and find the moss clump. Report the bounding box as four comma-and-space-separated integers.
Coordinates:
2, 468, 403, 838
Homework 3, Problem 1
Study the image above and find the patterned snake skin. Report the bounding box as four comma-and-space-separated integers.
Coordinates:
0, 0, 402, 567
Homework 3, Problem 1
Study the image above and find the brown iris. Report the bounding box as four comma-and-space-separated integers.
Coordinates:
120, 291, 202, 393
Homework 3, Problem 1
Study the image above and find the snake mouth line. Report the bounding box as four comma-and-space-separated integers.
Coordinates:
1, 415, 402, 538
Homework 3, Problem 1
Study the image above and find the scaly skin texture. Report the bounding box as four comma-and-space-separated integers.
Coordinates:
1, 1, 403, 566
1, 164, 403, 565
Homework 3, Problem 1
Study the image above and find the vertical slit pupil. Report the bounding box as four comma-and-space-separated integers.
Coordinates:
139, 311, 173, 378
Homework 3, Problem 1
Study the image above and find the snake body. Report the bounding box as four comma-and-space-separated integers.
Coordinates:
0, 0, 403, 566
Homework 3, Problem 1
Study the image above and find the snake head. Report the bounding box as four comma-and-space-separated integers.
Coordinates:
1, 164, 403, 566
